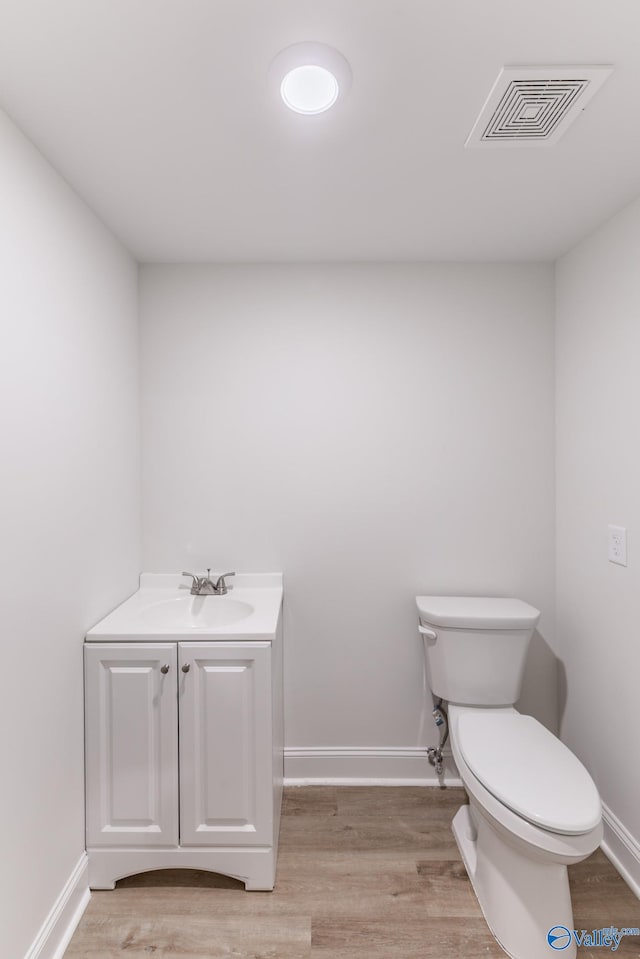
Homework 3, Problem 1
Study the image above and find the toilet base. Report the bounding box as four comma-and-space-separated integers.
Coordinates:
452, 803, 576, 959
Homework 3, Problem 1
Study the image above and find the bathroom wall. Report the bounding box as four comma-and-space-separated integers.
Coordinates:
556, 198, 640, 894
140, 263, 557, 778
0, 109, 140, 957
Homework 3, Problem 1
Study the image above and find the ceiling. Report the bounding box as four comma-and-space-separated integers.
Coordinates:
1, 0, 640, 262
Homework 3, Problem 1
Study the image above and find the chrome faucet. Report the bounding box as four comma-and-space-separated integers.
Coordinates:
181, 569, 235, 595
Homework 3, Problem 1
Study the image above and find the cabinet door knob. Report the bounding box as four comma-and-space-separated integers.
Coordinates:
181, 663, 191, 673
160, 664, 170, 674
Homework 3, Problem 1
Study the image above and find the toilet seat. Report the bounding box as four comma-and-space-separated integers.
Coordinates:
457, 712, 601, 835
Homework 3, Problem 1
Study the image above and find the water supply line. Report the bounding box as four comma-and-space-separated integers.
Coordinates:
427, 698, 449, 776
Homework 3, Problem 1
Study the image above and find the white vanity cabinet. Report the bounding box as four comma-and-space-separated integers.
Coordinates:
84, 574, 284, 891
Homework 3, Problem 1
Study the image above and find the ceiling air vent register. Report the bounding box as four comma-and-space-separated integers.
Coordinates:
466, 66, 612, 147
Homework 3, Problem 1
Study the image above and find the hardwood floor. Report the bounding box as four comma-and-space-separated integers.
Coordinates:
64, 787, 640, 958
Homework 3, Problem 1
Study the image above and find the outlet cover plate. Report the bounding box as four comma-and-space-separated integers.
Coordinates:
608, 525, 627, 566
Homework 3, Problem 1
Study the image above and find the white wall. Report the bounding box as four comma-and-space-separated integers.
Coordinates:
556, 198, 640, 892
0, 109, 140, 957
140, 263, 557, 777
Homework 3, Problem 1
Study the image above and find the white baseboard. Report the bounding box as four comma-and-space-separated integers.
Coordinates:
284, 746, 462, 786
24, 853, 90, 959
601, 802, 640, 900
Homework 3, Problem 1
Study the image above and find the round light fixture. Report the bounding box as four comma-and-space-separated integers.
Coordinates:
281, 65, 339, 115
270, 42, 352, 116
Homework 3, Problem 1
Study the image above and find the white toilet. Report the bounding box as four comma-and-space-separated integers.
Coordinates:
416, 596, 602, 959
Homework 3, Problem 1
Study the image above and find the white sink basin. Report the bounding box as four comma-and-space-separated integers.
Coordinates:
140, 595, 254, 629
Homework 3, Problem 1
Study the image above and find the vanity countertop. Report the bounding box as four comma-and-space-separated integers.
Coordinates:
86, 573, 283, 642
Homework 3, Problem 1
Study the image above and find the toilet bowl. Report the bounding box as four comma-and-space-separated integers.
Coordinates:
416, 596, 602, 959
449, 704, 602, 959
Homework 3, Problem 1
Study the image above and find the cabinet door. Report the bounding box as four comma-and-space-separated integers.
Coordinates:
85, 643, 179, 847
179, 642, 272, 846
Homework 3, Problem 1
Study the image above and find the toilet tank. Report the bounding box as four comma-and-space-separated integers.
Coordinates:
416, 596, 541, 707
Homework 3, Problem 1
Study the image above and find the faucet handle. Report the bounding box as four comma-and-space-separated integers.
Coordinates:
215, 571, 235, 592
181, 571, 200, 589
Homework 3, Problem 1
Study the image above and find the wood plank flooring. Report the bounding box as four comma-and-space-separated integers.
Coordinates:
64, 786, 640, 958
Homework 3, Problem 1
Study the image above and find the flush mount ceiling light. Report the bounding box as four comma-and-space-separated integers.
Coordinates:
281, 65, 338, 114
270, 42, 351, 115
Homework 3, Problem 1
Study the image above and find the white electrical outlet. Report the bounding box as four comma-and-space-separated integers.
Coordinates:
608, 525, 627, 566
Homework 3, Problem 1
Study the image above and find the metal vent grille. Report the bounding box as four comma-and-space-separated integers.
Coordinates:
466, 66, 612, 147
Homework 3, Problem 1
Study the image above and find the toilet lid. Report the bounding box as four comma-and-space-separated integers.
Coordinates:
457, 712, 601, 835
415, 595, 540, 630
